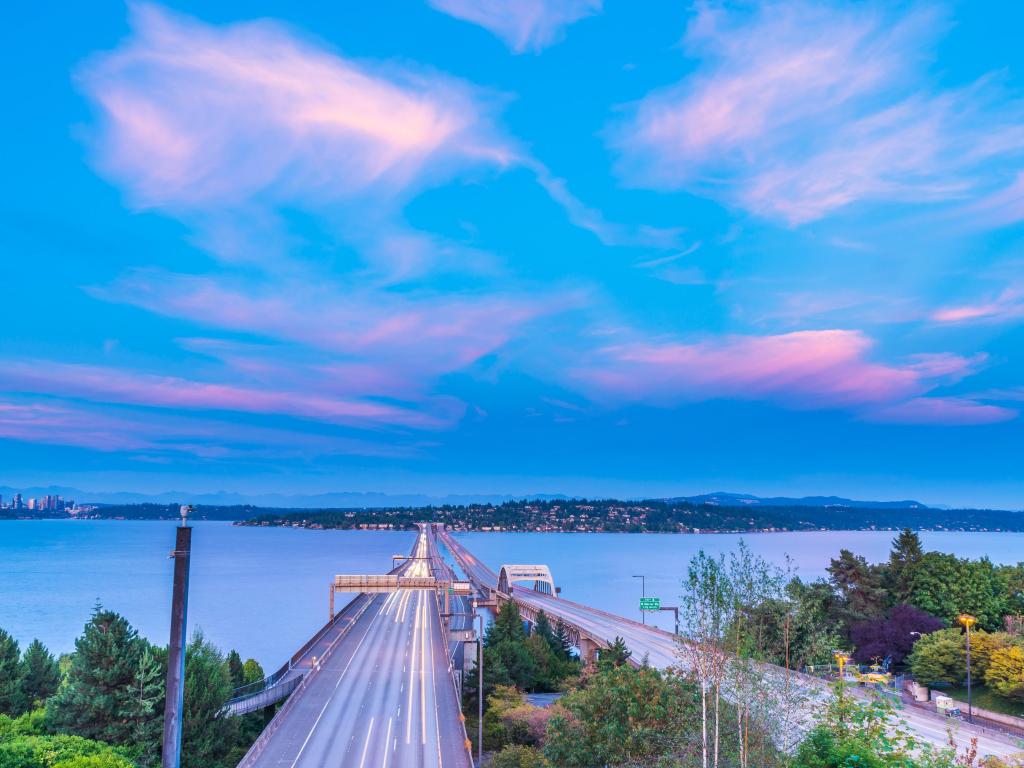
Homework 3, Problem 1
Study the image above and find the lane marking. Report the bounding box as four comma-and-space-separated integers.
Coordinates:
289, 599, 385, 768
358, 717, 375, 768
381, 717, 393, 768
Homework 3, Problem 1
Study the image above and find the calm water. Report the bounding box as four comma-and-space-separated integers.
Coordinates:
2, 522, 1022, 667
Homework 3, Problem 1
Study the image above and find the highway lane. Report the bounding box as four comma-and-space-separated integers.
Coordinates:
436, 526, 1024, 761
243, 531, 472, 768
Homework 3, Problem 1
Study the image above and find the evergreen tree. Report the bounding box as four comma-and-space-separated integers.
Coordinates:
488, 602, 527, 646
887, 529, 924, 604
47, 606, 147, 746
19, 639, 60, 710
828, 549, 887, 630
597, 636, 631, 670
224, 650, 245, 689
552, 620, 573, 661
181, 632, 239, 768
0, 628, 24, 715
533, 611, 560, 658
129, 644, 166, 767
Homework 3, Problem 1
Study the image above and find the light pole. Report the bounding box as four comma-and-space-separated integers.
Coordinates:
958, 614, 977, 723
162, 505, 193, 768
472, 599, 483, 767
633, 574, 646, 625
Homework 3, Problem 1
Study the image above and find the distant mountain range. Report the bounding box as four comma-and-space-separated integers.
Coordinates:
671, 492, 939, 510
0, 485, 969, 511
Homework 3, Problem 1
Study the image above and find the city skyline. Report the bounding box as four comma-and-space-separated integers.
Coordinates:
3, 1, 1024, 506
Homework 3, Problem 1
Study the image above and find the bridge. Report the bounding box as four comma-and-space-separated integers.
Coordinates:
225, 524, 1024, 766
233, 527, 474, 768
432, 525, 1024, 761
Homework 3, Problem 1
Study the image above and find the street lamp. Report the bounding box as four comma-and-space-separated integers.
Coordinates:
471, 599, 483, 767
633, 575, 646, 625
958, 614, 977, 723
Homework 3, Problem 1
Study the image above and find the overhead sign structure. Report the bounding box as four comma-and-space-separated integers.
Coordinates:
450, 581, 472, 594
639, 597, 661, 611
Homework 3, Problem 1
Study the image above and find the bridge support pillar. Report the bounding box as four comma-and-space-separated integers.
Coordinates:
578, 637, 599, 667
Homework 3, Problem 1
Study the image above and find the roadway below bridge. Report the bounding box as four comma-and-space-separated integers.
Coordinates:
239, 528, 473, 768
433, 525, 1024, 762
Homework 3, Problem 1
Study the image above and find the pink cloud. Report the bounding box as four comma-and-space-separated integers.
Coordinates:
427, 0, 601, 53
866, 397, 1016, 426
572, 329, 1001, 425
932, 286, 1024, 324
79, 4, 510, 210
611, 2, 1024, 223
0, 399, 416, 459
0, 361, 461, 431
92, 270, 556, 382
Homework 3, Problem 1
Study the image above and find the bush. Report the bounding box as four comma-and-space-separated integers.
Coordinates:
0, 733, 135, 768
490, 745, 550, 768
984, 645, 1024, 701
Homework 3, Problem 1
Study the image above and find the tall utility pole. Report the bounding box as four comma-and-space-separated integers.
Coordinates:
959, 614, 977, 723
162, 505, 193, 768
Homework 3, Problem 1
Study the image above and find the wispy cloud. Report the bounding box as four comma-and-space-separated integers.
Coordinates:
530, 161, 686, 249
865, 397, 1016, 426
92, 269, 556, 383
611, 1, 1024, 224
570, 328, 1004, 424
79, 3, 511, 210
932, 285, 1024, 324
0, 361, 459, 431
0, 398, 416, 460
427, 0, 601, 53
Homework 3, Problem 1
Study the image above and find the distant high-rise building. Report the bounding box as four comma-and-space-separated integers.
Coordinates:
28, 498, 37, 510
14, 493, 22, 509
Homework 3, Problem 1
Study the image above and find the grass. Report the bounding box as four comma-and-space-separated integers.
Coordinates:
943, 685, 1024, 717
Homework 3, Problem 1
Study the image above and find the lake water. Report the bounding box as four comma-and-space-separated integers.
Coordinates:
2, 521, 1022, 668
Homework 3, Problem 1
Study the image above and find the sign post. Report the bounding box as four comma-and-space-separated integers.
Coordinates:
639, 597, 661, 612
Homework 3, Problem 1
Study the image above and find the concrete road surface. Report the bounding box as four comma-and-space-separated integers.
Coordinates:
244, 532, 472, 768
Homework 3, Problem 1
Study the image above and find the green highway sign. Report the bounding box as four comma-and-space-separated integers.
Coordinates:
639, 597, 661, 611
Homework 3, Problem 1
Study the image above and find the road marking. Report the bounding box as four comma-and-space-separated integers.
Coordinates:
289, 598, 384, 768
406, 590, 420, 744
358, 717, 375, 768
420, 590, 427, 745
381, 717, 393, 768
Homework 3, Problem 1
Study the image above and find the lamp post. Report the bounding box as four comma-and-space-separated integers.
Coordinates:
958, 614, 977, 723
162, 505, 193, 768
633, 574, 646, 625
472, 599, 483, 767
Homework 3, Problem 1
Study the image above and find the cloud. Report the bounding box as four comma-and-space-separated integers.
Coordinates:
92, 269, 555, 384
865, 397, 1016, 426
0, 361, 459, 431
932, 285, 1024, 324
611, 1, 1024, 223
0, 399, 416, 460
571, 328, 1000, 424
78, 3, 511, 210
530, 162, 686, 249
427, 0, 601, 53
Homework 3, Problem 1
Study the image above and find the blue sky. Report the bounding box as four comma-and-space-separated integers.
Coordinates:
3, 1, 1024, 506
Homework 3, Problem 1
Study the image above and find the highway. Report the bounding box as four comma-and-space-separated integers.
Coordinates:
240, 530, 472, 768
436, 526, 1024, 762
